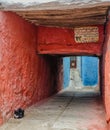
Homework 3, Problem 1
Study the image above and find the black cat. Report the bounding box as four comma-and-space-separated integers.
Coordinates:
14, 108, 24, 119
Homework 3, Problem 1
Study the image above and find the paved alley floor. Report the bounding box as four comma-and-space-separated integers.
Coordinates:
0, 87, 107, 130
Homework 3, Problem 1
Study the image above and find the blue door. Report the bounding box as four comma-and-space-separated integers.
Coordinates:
81, 56, 99, 86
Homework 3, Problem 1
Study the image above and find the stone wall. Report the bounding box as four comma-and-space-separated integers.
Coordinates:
37, 26, 104, 55
63, 57, 70, 88
102, 19, 110, 128
0, 11, 61, 124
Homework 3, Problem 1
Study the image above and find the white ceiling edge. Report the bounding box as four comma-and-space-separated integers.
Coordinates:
0, 0, 110, 7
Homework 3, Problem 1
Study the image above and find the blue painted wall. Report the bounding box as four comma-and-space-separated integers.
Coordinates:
63, 57, 70, 88
81, 56, 99, 86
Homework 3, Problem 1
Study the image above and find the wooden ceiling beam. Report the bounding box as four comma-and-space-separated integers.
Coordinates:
13, 5, 108, 27
33, 21, 105, 28
17, 11, 106, 20
21, 15, 106, 27
1, 2, 110, 27
15, 6, 108, 20
24, 15, 106, 21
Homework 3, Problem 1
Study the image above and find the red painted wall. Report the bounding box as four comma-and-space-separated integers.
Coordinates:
0, 11, 107, 127
37, 26, 104, 56
0, 12, 62, 124
102, 20, 110, 128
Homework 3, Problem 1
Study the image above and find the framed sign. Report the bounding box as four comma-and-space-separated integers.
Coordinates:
74, 26, 99, 43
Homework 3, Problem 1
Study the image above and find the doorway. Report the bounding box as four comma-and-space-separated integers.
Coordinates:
63, 56, 100, 97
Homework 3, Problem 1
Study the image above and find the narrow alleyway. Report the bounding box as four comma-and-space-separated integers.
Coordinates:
0, 87, 107, 130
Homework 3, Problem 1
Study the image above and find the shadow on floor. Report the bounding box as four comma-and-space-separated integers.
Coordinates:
0, 88, 107, 130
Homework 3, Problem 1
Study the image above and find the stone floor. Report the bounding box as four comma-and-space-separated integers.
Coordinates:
0, 87, 107, 130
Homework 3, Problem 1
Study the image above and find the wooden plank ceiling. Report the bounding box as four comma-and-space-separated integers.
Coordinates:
0, 1, 110, 27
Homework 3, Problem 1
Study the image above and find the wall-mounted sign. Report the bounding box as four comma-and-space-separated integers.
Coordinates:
74, 26, 99, 43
